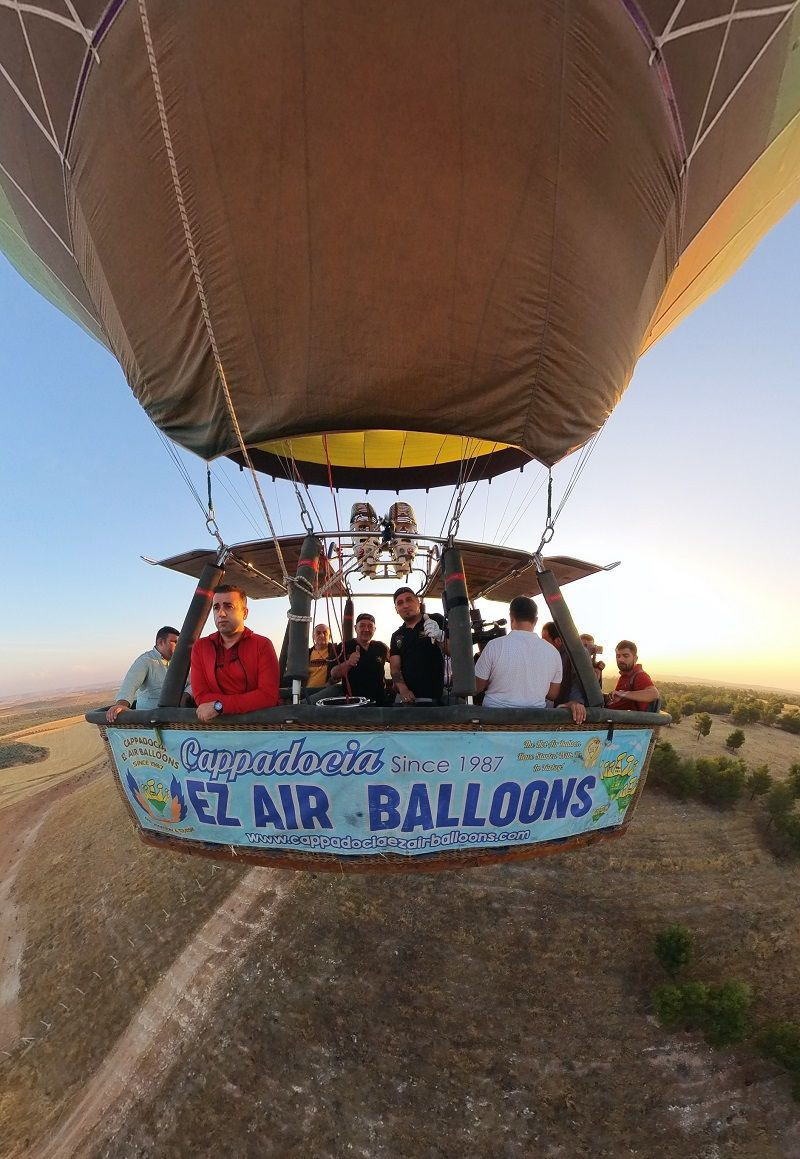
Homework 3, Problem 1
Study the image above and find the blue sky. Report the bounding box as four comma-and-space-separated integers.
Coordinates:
1, 206, 799, 699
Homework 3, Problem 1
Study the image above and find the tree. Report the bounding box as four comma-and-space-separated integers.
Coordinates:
702, 981, 752, 1047
766, 783, 796, 828
696, 756, 746, 808
746, 764, 773, 800
654, 924, 693, 977
788, 764, 800, 798
778, 710, 800, 735
725, 728, 745, 753
694, 712, 712, 740
732, 701, 761, 726
664, 699, 682, 725
649, 743, 699, 799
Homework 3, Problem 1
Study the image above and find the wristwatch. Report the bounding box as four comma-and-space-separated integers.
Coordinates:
213, 700, 224, 714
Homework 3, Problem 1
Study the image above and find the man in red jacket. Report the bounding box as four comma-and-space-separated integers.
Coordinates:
191, 584, 280, 720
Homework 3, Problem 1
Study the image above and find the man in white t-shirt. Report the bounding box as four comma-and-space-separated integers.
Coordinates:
474, 596, 586, 723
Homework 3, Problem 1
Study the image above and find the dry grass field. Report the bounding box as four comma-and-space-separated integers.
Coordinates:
663, 714, 799, 775
0, 703, 799, 1158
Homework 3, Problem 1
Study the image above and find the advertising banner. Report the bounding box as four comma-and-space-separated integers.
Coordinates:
108, 727, 653, 858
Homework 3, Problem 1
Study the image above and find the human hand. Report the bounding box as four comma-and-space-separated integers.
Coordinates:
566, 700, 587, 724
422, 615, 443, 643
106, 702, 129, 724
196, 701, 221, 722
349, 646, 361, 668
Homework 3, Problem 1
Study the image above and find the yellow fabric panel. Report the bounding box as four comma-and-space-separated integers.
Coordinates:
255, 432, 512, 470
642, 112, 800, 352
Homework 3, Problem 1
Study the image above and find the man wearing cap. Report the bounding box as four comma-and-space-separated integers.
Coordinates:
310, 612, 390, 704
390, 587, 447, 704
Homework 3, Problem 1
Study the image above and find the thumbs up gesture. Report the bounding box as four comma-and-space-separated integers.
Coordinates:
348, 645, 362, 668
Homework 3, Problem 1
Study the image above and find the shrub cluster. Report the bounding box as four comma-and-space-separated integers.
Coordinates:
764, 766, 800, 857
651, 924, 800, 1098
649, 746, 800, 856
0, 742, 48, 770
648, 742, 745, 807
652, 980, 752, 1047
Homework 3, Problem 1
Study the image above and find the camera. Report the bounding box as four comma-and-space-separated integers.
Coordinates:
470, 608, 507, 651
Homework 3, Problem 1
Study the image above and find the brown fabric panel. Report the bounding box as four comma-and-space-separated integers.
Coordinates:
1, 1, 798, 477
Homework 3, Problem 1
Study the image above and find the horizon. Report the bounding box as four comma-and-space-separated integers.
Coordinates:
1, 670, 798, 712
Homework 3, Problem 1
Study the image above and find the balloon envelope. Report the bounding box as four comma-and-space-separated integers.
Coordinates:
1, 2, 799, 487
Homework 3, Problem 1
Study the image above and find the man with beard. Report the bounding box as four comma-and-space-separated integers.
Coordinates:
390, 587, 446, 704
605, 640, 660, 710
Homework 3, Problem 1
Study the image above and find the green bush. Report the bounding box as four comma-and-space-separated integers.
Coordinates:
767, 782, 796, 824
778, 711, 800, 735
653, 980, 752, 1047
746, 764, 773, 799
725, 729, 745, 752
732, 702, 762, 726
664, 699, 683, 724
695, 756, 746, 808
694, 712, 712, 739
757, 1023, 800, 1099
654, 924, 693, 978
652, 984, 687, 1030
787, 764, 800, 798
649, 743, 700, 799
702, 981, 752, 1047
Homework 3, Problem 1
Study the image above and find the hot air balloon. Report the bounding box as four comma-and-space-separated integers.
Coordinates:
2, 2, 798, 870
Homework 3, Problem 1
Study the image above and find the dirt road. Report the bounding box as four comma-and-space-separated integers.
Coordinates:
29, 868, 293, 1159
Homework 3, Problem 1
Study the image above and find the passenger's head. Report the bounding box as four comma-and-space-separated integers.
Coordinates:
580, 633, 595, 647
393, 586, 421, 623
541, 621, 562, 647
313, 623, 331, 648
355, 612, 376, 646
212, 584, 248, 639
155, 626, 180, 660
509, 596, 538, 630
615, 640, 638, 672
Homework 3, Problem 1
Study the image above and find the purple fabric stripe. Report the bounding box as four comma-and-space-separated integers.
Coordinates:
617, 0, 687, 162
64, 0, 129, 160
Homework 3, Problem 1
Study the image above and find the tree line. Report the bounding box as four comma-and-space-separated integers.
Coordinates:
649, 743, 800, 857
658, 680, 800, 733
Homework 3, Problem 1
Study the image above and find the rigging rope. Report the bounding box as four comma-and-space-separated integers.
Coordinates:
138, 0, 289, 584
